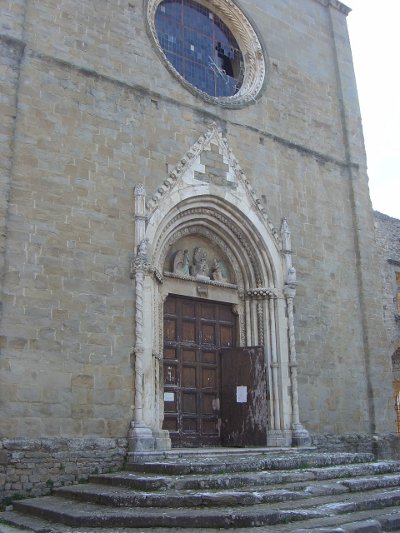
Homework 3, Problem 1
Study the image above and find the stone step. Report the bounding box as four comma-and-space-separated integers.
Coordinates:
54, 483, 308, 507
52, 472, 400, 509
88, 460, 400, 491
3, 452, 400, 531
282, 507, 400, 532
126, 452, 375, 475
130, 445, 316, 462
10, 488, 400, 529
3, 507, 400, 533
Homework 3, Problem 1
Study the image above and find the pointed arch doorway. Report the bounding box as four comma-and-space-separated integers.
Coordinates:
128, 125, 310, 456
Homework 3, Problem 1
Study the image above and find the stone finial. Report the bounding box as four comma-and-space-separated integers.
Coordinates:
281, 217, 292, 252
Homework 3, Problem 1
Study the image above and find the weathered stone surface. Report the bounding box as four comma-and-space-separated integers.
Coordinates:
1, 451, 400, 531
0, 0, 397, 512
374, 212, 400, 410
0, 437, 127, 500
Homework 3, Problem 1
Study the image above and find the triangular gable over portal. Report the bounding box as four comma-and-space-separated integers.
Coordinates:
145, 123, 282, 251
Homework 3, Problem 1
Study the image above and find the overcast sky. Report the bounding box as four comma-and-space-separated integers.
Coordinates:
344, 0, 399, 219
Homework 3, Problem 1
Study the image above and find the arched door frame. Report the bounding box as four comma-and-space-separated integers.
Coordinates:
127, 126, 309, 458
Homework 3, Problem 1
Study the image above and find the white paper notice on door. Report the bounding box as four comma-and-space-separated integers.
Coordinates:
236, 386, 248, 403
164, 392, 175, 402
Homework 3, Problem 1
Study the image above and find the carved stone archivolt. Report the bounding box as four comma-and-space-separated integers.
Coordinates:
145, 0, 266, 108
146, 125, 283, 255
128, 125, 309, 451
154, 207, 264, 288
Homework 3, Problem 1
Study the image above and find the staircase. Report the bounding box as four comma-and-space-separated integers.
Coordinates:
3, 448, 400, 531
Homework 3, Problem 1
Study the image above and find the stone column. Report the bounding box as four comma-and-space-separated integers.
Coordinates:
128, 185, 154, 455
284, 284, 310, 446
281, 218, 310, 446
128, 240, 155, 454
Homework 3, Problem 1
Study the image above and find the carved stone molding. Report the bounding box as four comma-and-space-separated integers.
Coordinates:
155, 208, 263, 287
164, 271, 237, 290
146, 125, 283, 252
257, 302, 264, 346
247, 287, 277, 299
145, 0, 266, 108
312, 0, 351, 14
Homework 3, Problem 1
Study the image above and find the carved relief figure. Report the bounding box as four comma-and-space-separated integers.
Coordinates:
287, 266, 297, 285
137, 238, 149, 258
173, 249, 190, 276
191, 247, 210, 279
211, 258, 228, 282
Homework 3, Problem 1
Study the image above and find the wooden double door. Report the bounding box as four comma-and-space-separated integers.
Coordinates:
162, 295, 268, 448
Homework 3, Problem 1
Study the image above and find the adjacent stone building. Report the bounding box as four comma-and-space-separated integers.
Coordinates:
374, 211, 400, 429
0, 0, 396, 498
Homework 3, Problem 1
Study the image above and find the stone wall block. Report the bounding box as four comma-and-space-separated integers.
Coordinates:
0, 437, 127, 500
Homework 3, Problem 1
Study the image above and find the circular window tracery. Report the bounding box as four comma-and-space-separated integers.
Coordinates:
146, 0, 266, 107
155, 0, 244, 97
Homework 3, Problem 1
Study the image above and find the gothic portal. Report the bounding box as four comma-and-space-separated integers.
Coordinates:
128, 126, 309, 453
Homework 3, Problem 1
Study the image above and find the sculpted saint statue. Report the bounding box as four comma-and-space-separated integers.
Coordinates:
173, 250, 190, 276
191, 247, 210, 279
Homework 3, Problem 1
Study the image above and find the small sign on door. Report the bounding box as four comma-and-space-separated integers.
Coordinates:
164, 392, 175, 402
236, 386, 247, 403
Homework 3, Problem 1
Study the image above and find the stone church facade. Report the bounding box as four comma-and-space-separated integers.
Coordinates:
0, 0, 396, 497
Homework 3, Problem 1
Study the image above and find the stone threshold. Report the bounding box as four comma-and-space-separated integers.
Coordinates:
128, 445, 317, 463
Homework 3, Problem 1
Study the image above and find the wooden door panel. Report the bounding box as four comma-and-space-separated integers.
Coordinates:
202, 368, 217, 388
164, 318, 177, 341
219, 305, 235, 321
220, 325, 234, 347
220, 346, 268, 446
182, 349, 196, 362
182, 366, 197, 388
164, 401, 177, 415
182, 301, 196, 317
202, 419, 218, 434
163, 295, 236, 447
164, 347, 176, 360
201, 303, 216, 319
202, 351, 217, 364
182, 392, 197, 414
182, 320, 196, 342
164, 298, 177, 314
163, 418, 178, 431
164, 364, 178, 386
202, 393, 217, 414
183, 418, 197, 432
201, 323, 216, 344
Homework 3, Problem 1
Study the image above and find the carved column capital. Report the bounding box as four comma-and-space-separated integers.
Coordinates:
247, 287, 276, 299
131, 256, 149, 274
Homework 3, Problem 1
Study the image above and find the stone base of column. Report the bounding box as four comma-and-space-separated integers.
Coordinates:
266, 430, 292, 447
292, 423, 311, 447
153, 429, 172, 451
128, 421, 155, 454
